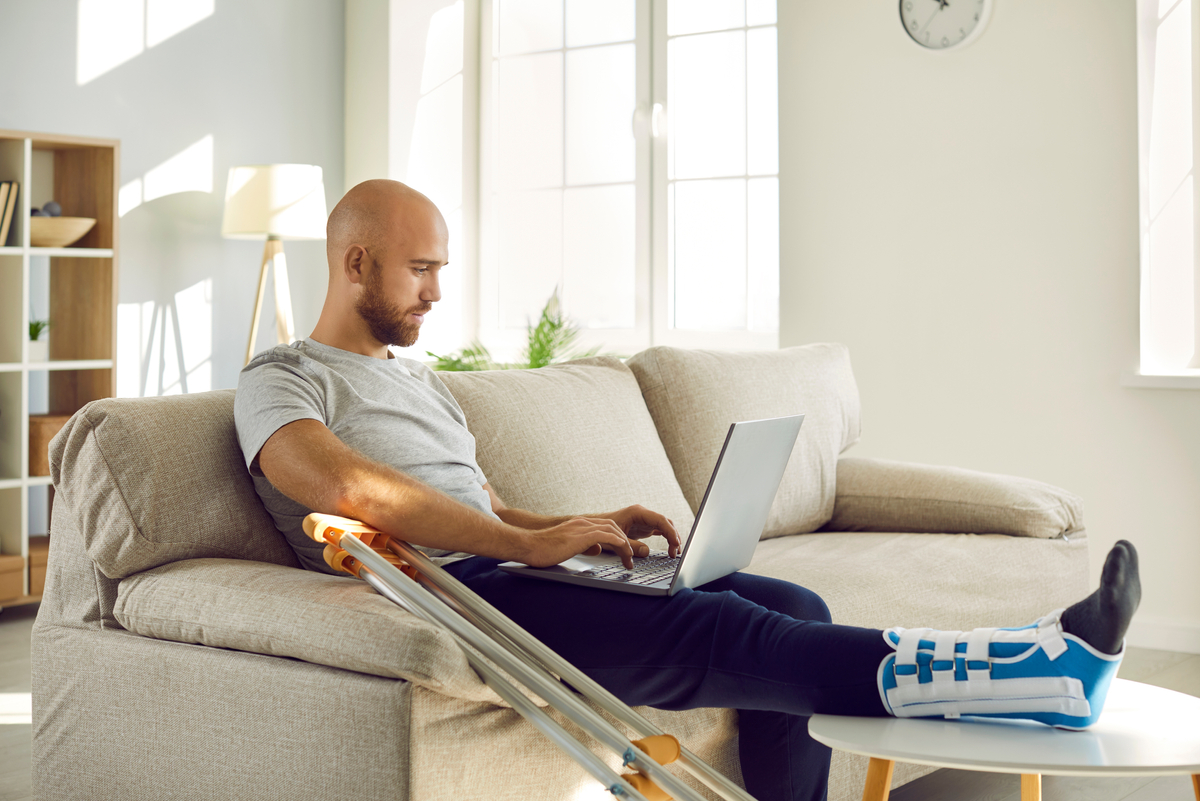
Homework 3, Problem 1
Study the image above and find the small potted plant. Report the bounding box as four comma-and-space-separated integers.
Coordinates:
29, 315, 49, 363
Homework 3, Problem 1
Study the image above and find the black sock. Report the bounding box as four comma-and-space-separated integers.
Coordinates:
1060, 540, 1141, 655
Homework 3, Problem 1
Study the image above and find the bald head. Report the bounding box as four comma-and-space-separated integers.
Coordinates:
326, 179, 445, 275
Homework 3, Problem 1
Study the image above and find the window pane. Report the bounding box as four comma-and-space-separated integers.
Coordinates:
1145, 177, 1194, 370
673, 179, 746, 330
566, 0, 635, 47
747, 27, 777, 176
669, 31, 746, 179
746, 0, 774, 26
497, 52, 564, 191
668, 0, 743, 36
419, 1, 465, 93
1147, 0, 1192, 219
566, 44, 636, 186
498, 0, 563, 55
563, 184, 636, 328
498, 190, 563, 329
747, 177, 778, 333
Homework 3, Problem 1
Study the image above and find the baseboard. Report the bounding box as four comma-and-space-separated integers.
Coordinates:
1126, 615, 1200, 655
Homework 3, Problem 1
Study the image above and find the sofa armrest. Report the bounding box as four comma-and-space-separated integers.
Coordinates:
822, 457, 1084, 539
114, 557, 532, 707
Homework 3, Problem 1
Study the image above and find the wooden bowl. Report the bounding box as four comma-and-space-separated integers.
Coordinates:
29, 216, 97, 248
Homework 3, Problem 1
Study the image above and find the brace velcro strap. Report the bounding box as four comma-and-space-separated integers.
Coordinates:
893, 629, 930, 686
886, 675, 1091, 719
966, 628, 996, 681
1036, 618, 1069, 661
931, 631, 959, 682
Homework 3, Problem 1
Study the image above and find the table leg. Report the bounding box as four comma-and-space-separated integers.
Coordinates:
1021, 773, 1041, 801
1191, 773, 1199, 801
862, 758, 895, 801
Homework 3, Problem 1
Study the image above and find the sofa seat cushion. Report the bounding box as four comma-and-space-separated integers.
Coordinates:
114, 558, 519, 705
50, 390, 300, 580
439, 358, 696, 549
745, 531, 1090, 631
627, 344, 861, 539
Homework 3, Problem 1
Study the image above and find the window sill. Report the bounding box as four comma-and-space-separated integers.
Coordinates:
1120, 371, 1200, 389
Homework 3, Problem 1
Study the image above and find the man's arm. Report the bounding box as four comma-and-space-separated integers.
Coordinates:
258, 419, 639, 567
483, 484, 682, 558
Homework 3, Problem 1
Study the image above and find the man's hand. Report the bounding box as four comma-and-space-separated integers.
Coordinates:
591, 504, 682, 560
521, 517, 637, 568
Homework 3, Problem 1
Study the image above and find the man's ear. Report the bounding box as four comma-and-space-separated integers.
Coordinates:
344, 245, 367, 285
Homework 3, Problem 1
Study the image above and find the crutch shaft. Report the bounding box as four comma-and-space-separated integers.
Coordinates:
387, 539, 757, 801
342, 536, 708, 801
361, 570, 647, 800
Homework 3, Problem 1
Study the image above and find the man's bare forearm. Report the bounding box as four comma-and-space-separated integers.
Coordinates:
495, 507, 575, 530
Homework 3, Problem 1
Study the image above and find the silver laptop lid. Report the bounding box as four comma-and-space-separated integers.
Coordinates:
672, 414, 804, 593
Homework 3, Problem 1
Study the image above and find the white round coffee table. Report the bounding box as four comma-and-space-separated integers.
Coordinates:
809, 679, 1200, 801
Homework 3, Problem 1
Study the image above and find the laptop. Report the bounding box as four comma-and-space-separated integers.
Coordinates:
498, 414, 804, 596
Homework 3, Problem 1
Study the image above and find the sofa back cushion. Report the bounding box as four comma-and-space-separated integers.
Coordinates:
438, 358, 695, 542
50, 390, 301, 580
626, 344, 861, 539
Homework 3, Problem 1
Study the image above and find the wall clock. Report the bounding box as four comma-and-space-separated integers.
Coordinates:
899, 0, 992, 51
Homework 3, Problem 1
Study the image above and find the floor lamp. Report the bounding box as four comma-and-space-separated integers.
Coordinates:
222, 164, 327, 365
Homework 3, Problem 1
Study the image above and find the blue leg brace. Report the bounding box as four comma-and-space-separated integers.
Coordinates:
877, 609, 1123, 729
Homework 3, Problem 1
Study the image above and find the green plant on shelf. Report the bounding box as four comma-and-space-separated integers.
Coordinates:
427, 288, 606, 371
29, 317, 50, 342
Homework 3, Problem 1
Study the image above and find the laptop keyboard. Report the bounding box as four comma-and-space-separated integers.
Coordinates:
576, 551, 681, 586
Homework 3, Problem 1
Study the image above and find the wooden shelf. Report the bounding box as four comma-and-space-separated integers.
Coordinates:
0, 128, 118, 597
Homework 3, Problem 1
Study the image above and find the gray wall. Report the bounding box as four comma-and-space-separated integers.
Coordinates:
779, 1, 1200, 649
0, 0, 344, 395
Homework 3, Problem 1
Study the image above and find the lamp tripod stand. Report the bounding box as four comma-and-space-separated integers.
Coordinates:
245, 234, 296, 366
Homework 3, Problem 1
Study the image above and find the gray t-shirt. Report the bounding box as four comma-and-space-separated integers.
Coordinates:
234, 339, 493, 573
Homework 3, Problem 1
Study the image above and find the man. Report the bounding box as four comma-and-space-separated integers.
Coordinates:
235, 180, 1141, 801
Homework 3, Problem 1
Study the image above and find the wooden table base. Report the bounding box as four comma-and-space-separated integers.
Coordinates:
859, 760, 1199, 801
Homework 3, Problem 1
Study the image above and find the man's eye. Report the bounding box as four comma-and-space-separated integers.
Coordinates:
414, 268, 428, 275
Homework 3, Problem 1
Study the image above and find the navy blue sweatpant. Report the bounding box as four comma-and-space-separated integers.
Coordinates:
443, 557, 894, 801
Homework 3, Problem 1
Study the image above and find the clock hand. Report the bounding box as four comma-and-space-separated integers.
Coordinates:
918, 5, 940, 34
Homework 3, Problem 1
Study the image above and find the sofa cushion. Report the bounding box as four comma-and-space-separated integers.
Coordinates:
438, 358, 695, 548
627, 344, 861, 539
50, 390, 301, 580
824, 457, 1085, 538
114, 558, 517, 705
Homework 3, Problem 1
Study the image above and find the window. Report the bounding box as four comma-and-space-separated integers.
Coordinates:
479, 0, 778, 358
1134, 0, 1200, 381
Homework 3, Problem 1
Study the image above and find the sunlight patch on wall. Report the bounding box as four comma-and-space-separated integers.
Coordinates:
116, 278, 212, 398
0, 693, 32, 726
119, 135, 214, 217
147, 0, 214, 48
77, 0, 214, 85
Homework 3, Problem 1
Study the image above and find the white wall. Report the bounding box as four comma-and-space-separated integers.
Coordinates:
0, 0, 344, 396
779, 0, 1200, 651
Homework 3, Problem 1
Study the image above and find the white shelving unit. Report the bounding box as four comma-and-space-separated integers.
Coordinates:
0, 129, 118, 605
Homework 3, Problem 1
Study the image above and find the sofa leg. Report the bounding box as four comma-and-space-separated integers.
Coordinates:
1021, 773, 1041, 801
862, 757, 894, 801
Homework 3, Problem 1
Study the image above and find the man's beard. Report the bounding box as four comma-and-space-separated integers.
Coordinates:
355, 271, 430, 348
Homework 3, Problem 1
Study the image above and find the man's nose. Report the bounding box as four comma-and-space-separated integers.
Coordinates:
423, 273, 442, 303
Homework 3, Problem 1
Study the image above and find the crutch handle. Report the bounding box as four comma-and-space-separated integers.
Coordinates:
308, 513, 420, 580
631, 735, 681, 766
304, 513, 383, 545
323, 544, 363, 577
621, 772, 671, 801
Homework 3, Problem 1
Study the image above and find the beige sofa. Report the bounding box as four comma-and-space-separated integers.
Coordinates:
32, 344, 1089, 801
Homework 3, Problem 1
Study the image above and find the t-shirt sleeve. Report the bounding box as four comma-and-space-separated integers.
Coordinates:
234, 357, 326, 475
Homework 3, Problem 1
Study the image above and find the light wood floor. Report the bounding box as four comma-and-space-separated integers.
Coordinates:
2, 603, 1198, 801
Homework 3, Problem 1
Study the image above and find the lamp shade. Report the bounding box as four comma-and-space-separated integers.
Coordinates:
221, 164, 328, 240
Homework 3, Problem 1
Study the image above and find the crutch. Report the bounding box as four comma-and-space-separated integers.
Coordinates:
304, 513, 758, 801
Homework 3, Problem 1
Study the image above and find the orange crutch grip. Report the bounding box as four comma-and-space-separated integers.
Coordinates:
620, 772, 671, 801
630, 735, 680, 766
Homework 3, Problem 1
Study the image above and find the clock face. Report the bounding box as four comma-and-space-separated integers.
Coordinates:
899, 0, 991, 51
